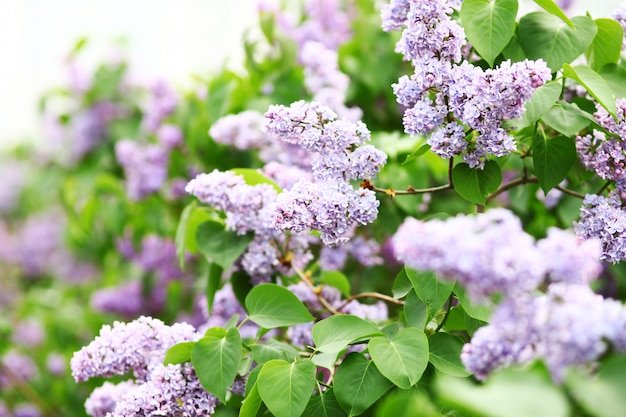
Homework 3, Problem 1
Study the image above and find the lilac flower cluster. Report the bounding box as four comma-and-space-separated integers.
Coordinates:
462, 284, 626, 381
576, 100, 626, 188
611, 6, 626, 50
186, 170, 313, 280
198, 283, 260, 339
575, 192, 626, 263
71, 317, 223, 417
385, 0, 551, 168
91, 234, 192, 318
209, 110, 273, 151
0, 160, 28, 214
141, 79, 178, 133
392, 209, 602, 302
115, 139, 170, 201
320, 235, 383, 270
265, 101, 386, 245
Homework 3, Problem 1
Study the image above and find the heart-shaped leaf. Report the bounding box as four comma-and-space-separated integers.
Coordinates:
452, 160, 502, 205
532, 0, 574, 27
460, 0, 518, 66
533, 131, 577, 193
518, 13, 597, 72
563, 64, 617, 117
195, 220, 254, 269
245, 284, 314, 329
428, 333, 471, 377
585, 18, 623, 71
257, 359, 316, 417
405, 268, 455, 320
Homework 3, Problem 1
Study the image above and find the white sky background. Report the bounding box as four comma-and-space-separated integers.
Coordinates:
0, 0, 624, 148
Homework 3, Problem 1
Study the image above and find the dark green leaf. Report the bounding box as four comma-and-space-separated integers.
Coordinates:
334, 353, 393, 416
257, 359, 317, 417
206, 263, 223, 314
563, 64, 617, 117
245, 283, 314, 329
452, 161, 502, 205
585, 18, 624, 71
406, 268, 455, 319
191, 327, 242, 402
404, 290, 428, 329
518, 13, 597, 72
251, 339, 300, 364
428, 333, 471, 377
195, 220, 254, 270
369, 328, 429, 389
532, 131, 577, 193
163, 341, 195, 365
460, 0, 518, 66
302, 389, 348, 417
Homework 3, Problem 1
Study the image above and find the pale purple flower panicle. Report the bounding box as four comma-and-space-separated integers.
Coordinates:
575, 192, 626, 263
12, 404, 41, 417
70, 316, 197, 382
0, 350, 38, 388
115, 139, 169, 201
611, 6, 626, 50
393, 209, 546, 301
142, 79, 178, 133
209, 110, 273, 151
157, 124, 183, 150
262, 162, 312, 190
85, 381, 136, 417
381, 0, 411, 32
199, 283, 259, 339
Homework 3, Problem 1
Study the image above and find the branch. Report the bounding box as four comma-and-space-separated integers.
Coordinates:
293, 266, 341, 315
336, 292, 405, 312
555, 185, 586, 200
486, 176, 538, 204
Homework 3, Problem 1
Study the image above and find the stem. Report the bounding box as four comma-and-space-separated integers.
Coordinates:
555, 185, 586, 200
336, 292, 405, 312
435, 293, 455, 333
448, 157, 454, 188
293, 266, 341, 315
596, 180, 612, 195
486, 176, 538, 204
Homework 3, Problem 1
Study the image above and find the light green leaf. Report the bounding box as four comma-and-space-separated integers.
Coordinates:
205, 263, 223, 314
245, 283, 314, 329
532, 0, 574, 27
428, 333, 471, 377
230, 168, 282, 193
190, 327, 242, 403
438, 367, 570, 417
454, 285, 493, 322
251, 339, 300, 364
402, 143, 431, 165
335, 353, 393, 417
319, 270, 351, 298
175, 202, 213, 267
518, 13, 597, 72
515, 81, 562, 128
257, 359, 317, 417
599, 64, 626, 99
403, 290, 428, 329
533, 131, 577, 193
566, 354, 626, 417
405, 268, 455, 319
195, 220, 254, 270
369, 328, 429, 389
541, 103, 592, 136
585, 18, 624, 71
163, 341, 195, 365
392, 268, 412, 299
239, 383, 265, 417
452, 161, 502, 205
563, 64, 617, 117
312, 315, 384, 354
460, 0, 518, 66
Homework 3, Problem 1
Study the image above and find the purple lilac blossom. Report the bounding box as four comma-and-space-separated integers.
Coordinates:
320, 245, 349, 270
46, 353, 66, 376
85, 381, 136, 417
575, 192, 626, 263
348, 236, 383, 266
12, 405, 40, 417
381, 0, 411, 32
262, 162, 312, 190
90, 281, 145, 319
393, 209, 547, 301
115, 139, 170, 201
157, 124, 183, 150
141, 79, 178, 133
0, 350, 38, 388
611, 6, 626, 50
0, 160, 28, 214
70, 316, 197, 382
462, 283, 626, 381
199, 283, 260, 339
209, 110, 273, 151
11, 320, 44, 348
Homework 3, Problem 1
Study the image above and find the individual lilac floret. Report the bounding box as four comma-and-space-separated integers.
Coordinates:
115, 139, 169, 201
272, 180, 379, 246
537, 228, 602, 285
85, 381, 136, 417
575, 192, 626, 263
70, 316, 197, 382
393, 209, 547, 301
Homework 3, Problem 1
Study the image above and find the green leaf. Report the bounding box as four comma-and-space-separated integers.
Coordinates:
190, 327, 242, 403
257, 359, 317, 417
454, 285, 493, 322
502, 28, 527, 62
195, 220, 254, 270
163, 341, 195, 365
402, 143, 431, 165
403, 290, 428, 329
460, 0, 518, 66
319, 271, 351, 298
585, 18, 624, 71
438, 367, 570, 417
452, 161, 502, 205
334, 353, 393, 416
374, 389, 440, 417
428, 333, 471, 377
566, 354, 626, 417
369, 328, 429, 389
405, 268, 455, 319
239, 383, 265, 417
515, 81, 562, 128
563, 64, 617, 117
541, 103, 592, 136
312, 315, 384, 354
245, 283, 314, 329
392, 268, 412, 299
599, 64, 626, 99
532, 131, 577, 193
175, 202, 213, 267
230, 168, 282, 193
251, 339, 300, 364
531, 0, 574, 27
206, 263, 223, 314
302, 389, 348, 417
518, 13, 597, 72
